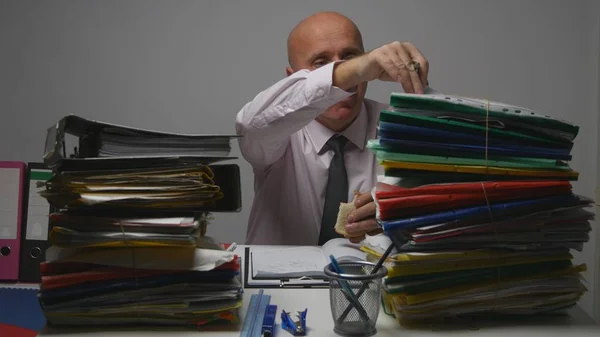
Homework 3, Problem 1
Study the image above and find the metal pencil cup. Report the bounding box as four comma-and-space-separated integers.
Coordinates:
324, 261, 388, 337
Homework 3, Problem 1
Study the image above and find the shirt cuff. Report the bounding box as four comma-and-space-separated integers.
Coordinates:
304, 61, 355, 109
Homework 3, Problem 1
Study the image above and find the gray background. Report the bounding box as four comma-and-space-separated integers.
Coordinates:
1, 0, 598, 320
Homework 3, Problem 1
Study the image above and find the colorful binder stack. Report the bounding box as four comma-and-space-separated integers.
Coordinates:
364, 93, 594, 325
36, 115, 243, 330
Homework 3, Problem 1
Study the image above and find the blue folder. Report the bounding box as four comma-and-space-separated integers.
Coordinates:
378, 122, 572, 150
0, 287, 46, 333
379, 137, 572, 161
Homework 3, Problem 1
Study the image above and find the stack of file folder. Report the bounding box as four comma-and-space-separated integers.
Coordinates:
36, 115, 243, 329
364, 93, 594, 326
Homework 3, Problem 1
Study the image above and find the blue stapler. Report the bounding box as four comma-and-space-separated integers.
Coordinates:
281, 309, 307, 336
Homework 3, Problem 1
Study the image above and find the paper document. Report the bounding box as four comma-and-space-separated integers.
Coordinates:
250, 238, 367, 279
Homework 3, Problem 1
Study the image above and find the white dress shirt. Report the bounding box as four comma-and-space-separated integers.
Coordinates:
235, 62, 389, 245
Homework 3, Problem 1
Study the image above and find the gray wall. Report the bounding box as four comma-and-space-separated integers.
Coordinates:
1, 0, 598, 319
595, 0, 600, 322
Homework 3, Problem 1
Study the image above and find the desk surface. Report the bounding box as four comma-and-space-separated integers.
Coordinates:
3, 245, 599, 337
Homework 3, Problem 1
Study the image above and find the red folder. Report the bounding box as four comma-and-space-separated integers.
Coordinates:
376, 180, 571, 199
40, 258, 240, 290
375, 181, 572, 221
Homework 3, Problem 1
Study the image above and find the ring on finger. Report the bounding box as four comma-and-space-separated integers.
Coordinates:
408, 60, 420, 73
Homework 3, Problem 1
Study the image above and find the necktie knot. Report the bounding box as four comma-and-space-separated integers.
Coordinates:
326, 135, 348, 155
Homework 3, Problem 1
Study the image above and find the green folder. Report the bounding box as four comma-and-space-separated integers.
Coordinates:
367, 139, 570, 170
380, 109, 571, 148
388, 93, 578, 142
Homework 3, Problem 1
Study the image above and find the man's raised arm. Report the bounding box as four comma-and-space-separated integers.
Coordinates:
235, 62, 354, 168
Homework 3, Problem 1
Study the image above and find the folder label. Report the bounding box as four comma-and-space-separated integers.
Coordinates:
25, 169, 53, 241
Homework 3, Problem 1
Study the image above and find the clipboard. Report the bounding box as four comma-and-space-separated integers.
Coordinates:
242, 247, 329, 289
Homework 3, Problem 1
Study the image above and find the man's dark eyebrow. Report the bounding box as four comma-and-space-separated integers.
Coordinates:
308, 50, 328, 62
342, 46, 364, 55
308, 46, 363, 63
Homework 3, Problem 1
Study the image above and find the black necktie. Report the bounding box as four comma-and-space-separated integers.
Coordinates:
318, 135, 348, 245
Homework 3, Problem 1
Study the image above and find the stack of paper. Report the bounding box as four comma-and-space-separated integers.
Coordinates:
39, 164, 224, 211
36, 116, 243, 330
364, 93, 593, 325
38, 244, 242, 327
97, 127, 233, 157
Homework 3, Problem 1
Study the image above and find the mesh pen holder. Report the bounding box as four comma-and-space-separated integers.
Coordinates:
324, 261, 388, 337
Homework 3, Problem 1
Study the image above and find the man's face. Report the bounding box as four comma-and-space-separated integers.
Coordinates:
287, 18, 367, 132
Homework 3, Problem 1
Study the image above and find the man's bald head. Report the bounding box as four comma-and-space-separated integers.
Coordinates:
284, 11, 368, 133
286, 11, 364, 70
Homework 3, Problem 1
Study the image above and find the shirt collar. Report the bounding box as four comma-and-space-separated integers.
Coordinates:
305, 102, 368, 154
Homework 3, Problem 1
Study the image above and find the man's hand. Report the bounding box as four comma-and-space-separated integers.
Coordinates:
344, 192, 382, 243
333, 41, 429, 94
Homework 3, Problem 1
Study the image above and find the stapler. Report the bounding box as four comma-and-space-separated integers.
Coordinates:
281, 309, 307, 336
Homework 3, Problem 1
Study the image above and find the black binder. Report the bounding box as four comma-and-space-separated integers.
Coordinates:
41, 115, 242, 213
19, 162, 57, 282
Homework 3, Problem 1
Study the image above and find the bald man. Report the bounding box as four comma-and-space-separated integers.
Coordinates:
236, 11, 430, 245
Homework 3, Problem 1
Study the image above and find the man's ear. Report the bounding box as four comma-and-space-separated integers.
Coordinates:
286, 66, 294, 77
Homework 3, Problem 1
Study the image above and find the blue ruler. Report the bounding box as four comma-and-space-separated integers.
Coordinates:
240, 289, 271, 337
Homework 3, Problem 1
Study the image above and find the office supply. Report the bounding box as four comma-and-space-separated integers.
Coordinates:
19, 163, 55, 282
324, 260, 387, 337
35, 115, 245, 331
40, 164, 221, 208
0, 286, 47, 337
377, 121, 572, 150
388, 93, 578, 142
247, 239, 366, 282
44, 245, 236, 271
0, 161, 26, 281
328, 255, 371, 324
379, 109, 570, 148
43, 114, 239, 169
374, 180, 573, 220
227, 242, 238, 252
379, 137, 572, 160
281, 309, 307, 336
335, 244, 395, 326
363, 91, 594, 326
240, 289, 271, 337
16, 245, 598, 336
38, 162, 242, 213
261, 304, 277, 337
369, 142, 573, 172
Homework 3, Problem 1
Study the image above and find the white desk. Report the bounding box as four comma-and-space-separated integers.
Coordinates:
5, 245, 599, 337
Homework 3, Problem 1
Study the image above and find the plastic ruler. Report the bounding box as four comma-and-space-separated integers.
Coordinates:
240, 289, 271, 337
